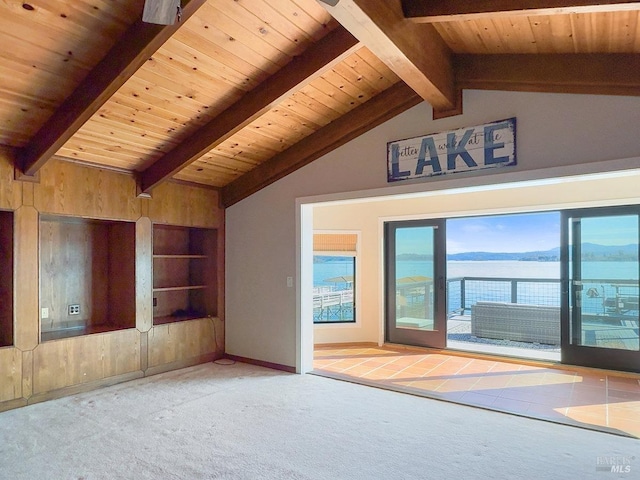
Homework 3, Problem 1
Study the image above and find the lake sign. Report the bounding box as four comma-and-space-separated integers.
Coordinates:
387, 118, 516, 182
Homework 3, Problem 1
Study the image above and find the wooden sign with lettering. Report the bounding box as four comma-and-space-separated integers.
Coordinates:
387, 118, 516, 182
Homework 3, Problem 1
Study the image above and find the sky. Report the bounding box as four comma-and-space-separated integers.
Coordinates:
446, 212, 561, 254
580, 216, 639, 246
396, 212, 639, 255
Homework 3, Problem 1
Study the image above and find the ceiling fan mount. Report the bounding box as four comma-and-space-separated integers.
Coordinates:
142, 0, 181, 25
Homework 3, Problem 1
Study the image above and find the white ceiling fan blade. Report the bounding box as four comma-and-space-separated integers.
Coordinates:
142, 0, 180, 25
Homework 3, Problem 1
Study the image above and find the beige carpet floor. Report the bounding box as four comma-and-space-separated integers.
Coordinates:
0, 361, 637, 479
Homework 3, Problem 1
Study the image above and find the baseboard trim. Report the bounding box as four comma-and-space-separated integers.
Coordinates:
145, 353, 222, 377
28, 371, 145, 406
225, 354, 296, 373
0, 397, 28, 413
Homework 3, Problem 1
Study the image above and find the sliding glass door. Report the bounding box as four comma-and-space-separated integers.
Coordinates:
385, 219, 447, 348
562, 206, 640, 372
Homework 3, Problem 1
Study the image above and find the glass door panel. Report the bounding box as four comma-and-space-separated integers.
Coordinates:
385, 220, 446, 348
562, 207, 640, 372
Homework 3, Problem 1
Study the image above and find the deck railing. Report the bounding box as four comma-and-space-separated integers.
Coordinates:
447, 276, 639, 317
313, 287, 354, 323
312, 277, 638, 324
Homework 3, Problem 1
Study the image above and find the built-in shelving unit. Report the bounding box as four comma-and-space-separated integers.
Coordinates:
39, 215, 136, 342
0, 210, 13, 347
152, 224, 217, 325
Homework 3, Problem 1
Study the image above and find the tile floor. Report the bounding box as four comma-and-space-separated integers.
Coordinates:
313, 345, 640, 438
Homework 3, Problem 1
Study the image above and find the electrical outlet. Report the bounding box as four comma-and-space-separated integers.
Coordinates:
41, 307, 49, 319
68, 304, 80, 315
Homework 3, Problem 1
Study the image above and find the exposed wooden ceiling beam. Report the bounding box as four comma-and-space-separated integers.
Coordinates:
221, 82, 421, 207
138, 26, 361, 195
456, 53, 640, 96
17, 0, 208, 177
404, 1, 640, 22
317, 0, 457, 114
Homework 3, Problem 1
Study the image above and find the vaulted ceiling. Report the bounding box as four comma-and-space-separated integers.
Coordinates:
2, 1, 639, 207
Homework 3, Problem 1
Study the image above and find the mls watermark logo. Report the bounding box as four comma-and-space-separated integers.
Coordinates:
596, 455, 634, 473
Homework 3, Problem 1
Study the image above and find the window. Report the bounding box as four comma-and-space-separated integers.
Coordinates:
313, 233, 357, 324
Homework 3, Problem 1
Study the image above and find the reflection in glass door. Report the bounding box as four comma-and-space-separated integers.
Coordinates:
385, 220, 446, 348
562, 207, 640, 372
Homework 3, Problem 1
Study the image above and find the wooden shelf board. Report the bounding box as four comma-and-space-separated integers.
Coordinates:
41, 324, 133, 342
153, 285, 207, 292
153, 254, 208, 259
153, 314, 208, 325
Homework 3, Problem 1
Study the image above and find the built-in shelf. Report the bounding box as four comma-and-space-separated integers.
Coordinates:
39, 215, 136, 341
152, 224, 217, 325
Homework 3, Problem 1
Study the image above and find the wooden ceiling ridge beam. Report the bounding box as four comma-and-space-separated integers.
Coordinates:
318, 0, 458, 114
221, 82, 422, 208
17, 0, 208, 178
455, 53, 640, 96
403, 1, 640, 22
138, 26, 361, 195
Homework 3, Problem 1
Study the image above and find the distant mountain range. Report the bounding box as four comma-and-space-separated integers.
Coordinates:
397, 243, 638, 262
449, 243, 638, 261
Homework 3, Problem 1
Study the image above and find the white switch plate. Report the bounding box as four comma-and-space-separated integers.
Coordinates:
287, 276, 293, 288
41, 307, 49, 319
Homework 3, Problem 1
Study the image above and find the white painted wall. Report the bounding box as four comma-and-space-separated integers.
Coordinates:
225, 89, 640, 370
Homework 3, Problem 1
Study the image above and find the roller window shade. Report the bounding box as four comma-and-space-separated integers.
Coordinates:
313, 233, 357, 252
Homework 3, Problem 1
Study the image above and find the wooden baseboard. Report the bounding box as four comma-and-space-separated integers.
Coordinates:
225, 354, 296, 373
145, 352, 222, 377
0, 397, 28, 413
28, 371, 144, 406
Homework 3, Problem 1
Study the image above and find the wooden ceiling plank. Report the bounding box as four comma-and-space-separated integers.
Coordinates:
355, 48, 401, 85
207, 148, 263, 166
273, 0, 334, 42
178, 20, 283, 75
135, 58, 246, 112
318, 0, 456, 111
281, 93, 339, 126
270, 105, 324, 131
260, 109, 318, 137
221, 82, 422, 207
138, 26, 360, 193
17, 0, 208, 177
404, 1, 640, 22
246, 116, 309, 144
168, 32, 272, 86
456, 53, 640, 95
297, 86, 352, 116
158, 41, 261, 91
312, 76, 366, 108
344, 52, 398, 91
227, 0, 316, 47
199, 2, 294, 66
320, 70, 374, 105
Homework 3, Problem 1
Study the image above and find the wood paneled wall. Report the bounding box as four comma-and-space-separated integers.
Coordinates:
0, 153, 224, 411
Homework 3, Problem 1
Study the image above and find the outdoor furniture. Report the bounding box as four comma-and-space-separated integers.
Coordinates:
471, 301, 561, 345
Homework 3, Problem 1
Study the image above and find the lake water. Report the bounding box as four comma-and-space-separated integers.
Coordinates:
314, 259, 638, 285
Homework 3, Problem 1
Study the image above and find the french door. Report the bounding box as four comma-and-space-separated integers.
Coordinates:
385, 219, 447, 348
561, 206, 640, 372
